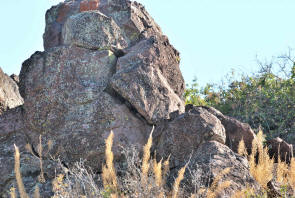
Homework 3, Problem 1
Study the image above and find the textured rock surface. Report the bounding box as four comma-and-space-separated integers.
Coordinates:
43, 0, 163, 50
111, 36, 185, 124
0, 0, 186, 195
201, 105, 257, 154
12, 1, 184, 195
155, 106, 226, 168
19, 45, 152, 170
0, 107, 55, 197
0, 68, 23, 114
267, 137, 293, 163
0, 0, 269, 197
169, 141, 261, 197
62, 11, 127, 50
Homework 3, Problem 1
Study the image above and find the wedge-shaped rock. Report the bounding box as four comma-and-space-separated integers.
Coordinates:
111, 36, 185, 124
155, 106, 226, 168
200, 105, 257, 154
62, 11, 127, 50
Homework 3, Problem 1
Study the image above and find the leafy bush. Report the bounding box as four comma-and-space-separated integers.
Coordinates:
185, 52, 295, 139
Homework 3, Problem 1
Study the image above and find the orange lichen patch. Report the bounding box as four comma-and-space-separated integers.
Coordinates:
80, 0, 100, 12
57, 4, 71, 23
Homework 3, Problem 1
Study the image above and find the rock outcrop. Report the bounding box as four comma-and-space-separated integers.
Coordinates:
0, 0, 270, 197
1, 0, 185, 196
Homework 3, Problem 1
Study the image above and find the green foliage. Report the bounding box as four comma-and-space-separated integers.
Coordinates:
184, 55, 295, 139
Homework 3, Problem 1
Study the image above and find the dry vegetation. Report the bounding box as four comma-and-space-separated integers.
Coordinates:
11, 128, 295, 198
238, 130, 295, 197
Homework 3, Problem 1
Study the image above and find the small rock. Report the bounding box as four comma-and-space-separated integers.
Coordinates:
267, 137, 293, 163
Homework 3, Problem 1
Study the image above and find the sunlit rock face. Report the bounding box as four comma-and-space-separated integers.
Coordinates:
0, 0, 268, 197
0, 0, 185, 196
19, 0, 185, 170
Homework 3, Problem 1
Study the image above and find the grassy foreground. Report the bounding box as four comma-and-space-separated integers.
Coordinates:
10, 128, 295, 198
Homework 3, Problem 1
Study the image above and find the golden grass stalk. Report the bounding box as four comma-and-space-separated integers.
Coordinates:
102, 131, 117, 191
276, 156, 288, 184
153, 158, 165, 198
141, 126, 154, 184
238, 138, 247, 157
172, 164, 187, 198
14, 144, 29, 198
163, 155, 170, 178
230, 187, 255, 198
207, 167, 231, 198
209, 181, 231, 198
25, 143, 34, 156
288, 157, 295, 190
153, 158, 163, 187
9, 187, 16, 198
248, 130, 274, 189
33, 185, 40, 198
38, 135, 45, 183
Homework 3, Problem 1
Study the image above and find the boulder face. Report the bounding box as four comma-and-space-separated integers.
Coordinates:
9, 0, 185, 194
62, 11, 127, 50
0, 0, 186, 196
111, 36, 185, 123
267, 137, 293, 163
168, 141, 261, 197
0, 0, 270, 197
0, 68, 23, 114
43, 0, 163, 50
201, 105, 257, 154
155, 106, 226, 168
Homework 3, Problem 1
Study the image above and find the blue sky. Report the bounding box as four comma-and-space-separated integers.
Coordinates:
1, 0, 295, 86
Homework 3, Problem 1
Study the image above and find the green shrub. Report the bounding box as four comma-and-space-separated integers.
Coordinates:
185, 53, 295, 139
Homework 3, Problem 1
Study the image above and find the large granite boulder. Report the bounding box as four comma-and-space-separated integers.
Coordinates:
155, 106, 226, 168
0, 68, 23, 114
9, 1, 184, 195
0, 0, 185, 196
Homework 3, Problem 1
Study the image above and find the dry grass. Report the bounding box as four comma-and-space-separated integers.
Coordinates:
14, 144, 30, 198
248, 130, 274, 188
206, 168, 232, 198
9, 187, 16, 198
172, 165, 187, 198
102, 130, 118, 195
288, 158, 295, 190
141, 126, 154, 187
37, 135, 46, 183
237, 129, 295, 197
12, 128, 236, 198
